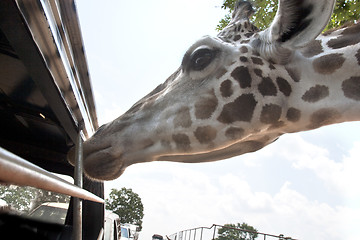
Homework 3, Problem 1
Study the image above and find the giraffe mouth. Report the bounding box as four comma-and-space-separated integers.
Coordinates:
67, 140, 125, 181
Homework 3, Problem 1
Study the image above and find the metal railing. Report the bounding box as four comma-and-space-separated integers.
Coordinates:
0, 146, 103, 204
167, 224, 297, 240
0, 130, 104, 240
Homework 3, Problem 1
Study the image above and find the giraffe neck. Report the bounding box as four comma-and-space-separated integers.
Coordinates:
281, 28, 360, 134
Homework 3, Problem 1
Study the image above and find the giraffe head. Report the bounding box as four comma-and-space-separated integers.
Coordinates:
68, 0, 360, 181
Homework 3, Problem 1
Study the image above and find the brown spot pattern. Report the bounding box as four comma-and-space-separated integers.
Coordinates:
218, 94, 257, 123
356, 49, 360, 65
301, 85, 329, 102
258, 77, 277, 96
285, 67, 301, 82
231, 66, 252, 88
342, 23, 360, 35
342, 76, 360, 101
225, 127, 244, 140
276, 77, 292, 96
301, 40, 323, 58
327, 25, 360, 49
254, 69, 262, 77
308, 108, 340, 129
260, 104, 282, 124
220, 80, 233, 98
194, 126, 217, 144
173, 107, 192, 128
240, 46, 248, 53
172, 134, 191, 151
327, 34, 360, 49
313, 53, 345, 74
195, 89, 218, 119
251, 57, 264, 65
240, 56, 248, 62
234, 35, 241, 41
245, 32, 254, 38
286, 108, 301, 122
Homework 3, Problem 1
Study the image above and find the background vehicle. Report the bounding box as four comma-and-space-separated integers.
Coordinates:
121, 223, 140, 240
29, 202, 69, 225
152, 234, 164, 240
104, 211, 122, 240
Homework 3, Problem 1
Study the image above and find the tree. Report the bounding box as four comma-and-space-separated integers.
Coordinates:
216, 222, 258, 240
217, 0, 360, 31
0, 185, 69, 213
105, 188, 144, 230
0, 185, 35, 212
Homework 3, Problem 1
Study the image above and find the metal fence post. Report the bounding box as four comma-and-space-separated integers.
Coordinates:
212, 225, 217, 240
73, 130, 83, 240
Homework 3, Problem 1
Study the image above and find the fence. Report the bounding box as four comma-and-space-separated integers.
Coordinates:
167, 224, 296, 240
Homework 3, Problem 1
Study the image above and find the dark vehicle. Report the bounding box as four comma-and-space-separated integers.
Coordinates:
0, 1, 115, 239
152, 234, 164, 240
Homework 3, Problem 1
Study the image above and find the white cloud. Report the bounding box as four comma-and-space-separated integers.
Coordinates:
276, 136, 360, 202
105, 157, 360, 240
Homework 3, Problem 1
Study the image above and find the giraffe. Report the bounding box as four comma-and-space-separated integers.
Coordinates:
68, 0, 360, 181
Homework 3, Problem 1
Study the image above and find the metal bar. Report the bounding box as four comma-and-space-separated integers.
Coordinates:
73, 131, 84, 240
168, 224, 296, 240
97, 228, 104, 240
0, 146, 103, 203
212, 225, 217, 240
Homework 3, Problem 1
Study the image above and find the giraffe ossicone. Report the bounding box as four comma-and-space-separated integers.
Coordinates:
68, 0, 360, 181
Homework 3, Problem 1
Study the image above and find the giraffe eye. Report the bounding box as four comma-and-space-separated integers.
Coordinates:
189, 47, 217, 71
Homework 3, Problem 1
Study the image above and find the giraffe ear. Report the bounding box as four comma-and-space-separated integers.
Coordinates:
254, 0, 335, 62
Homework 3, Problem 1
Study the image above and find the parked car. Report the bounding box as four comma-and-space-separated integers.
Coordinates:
28, 202, 69, 225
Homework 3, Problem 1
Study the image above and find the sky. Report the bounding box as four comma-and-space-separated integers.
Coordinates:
75, 0, 360, 239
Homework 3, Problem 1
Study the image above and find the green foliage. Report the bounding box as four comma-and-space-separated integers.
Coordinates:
329, 0, 360, 30
0, 185, 69, 213
217, 0, 360, 31
0, 185, 35, 212
216, 222, 258, 240
106, 187, 144, 230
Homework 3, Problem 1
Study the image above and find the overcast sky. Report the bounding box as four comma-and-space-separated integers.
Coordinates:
76, 0, 360, 239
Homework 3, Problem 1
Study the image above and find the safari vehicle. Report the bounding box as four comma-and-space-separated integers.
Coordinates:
121, 223, 140, 240
0, 0, 115, 239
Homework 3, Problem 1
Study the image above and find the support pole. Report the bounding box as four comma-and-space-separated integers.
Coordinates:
73, 130, 84, 240
212, 225, 217, 240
